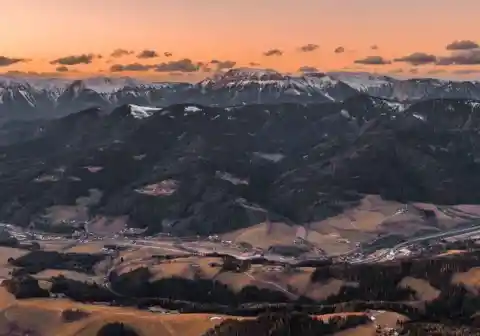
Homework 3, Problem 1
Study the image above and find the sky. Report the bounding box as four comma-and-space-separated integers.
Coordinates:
1, 0, 480, 82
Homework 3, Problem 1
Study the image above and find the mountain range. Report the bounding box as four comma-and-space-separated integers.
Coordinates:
1, 69, 480, 123
1, 94, 480, 236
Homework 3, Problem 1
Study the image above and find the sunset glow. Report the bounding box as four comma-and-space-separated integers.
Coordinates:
1, 0, 479, 81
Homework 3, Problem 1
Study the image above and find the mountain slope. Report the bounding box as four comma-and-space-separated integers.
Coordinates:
1, 98, 480, 235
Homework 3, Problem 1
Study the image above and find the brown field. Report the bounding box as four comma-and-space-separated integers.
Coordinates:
88, 215, 129, 235
223, 195, 468, 257
110, 253, 354, 301
333, 324, 376, 336
34, 270, 99, 283
0, 292, 231, 336
452, 267, 480, 294
398, 277, 440, 301
436, 250, 468, 257
0, 247, 29, 279
0, 292, 381, 336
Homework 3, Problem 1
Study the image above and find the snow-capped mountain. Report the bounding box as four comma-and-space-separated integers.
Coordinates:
0, 76, 190, 122
194, 68, 358, 104
327, 71, 480, 102
1, 69, 480, 123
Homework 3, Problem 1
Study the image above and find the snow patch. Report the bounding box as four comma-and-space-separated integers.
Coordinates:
215, 171, 249, 185
412, 113, 426, 121
467, 100, 480, 109
340, 109, 351, 118
253, 152, 285, 162
128, 104, 162, 119
184, 105, 202, 113
135, 180, 178, 196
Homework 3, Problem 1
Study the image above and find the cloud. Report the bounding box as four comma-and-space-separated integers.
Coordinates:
210, 59, 236, 70
153, 58, 200, 72
164, 52, 173, 57
137, 49, 159, 59
393, 52, 437, 65
4, 70, 43, 76
56, 66, 69, 72
111, 49, 134, 58
263, 49, 283, 56
453, 68, 480, 75
446, 40, 479, 51
436, 49, 480, 65
354, 56, 391, 65
168, 72, 184, 77
0, 56, 28, 67
388, 68, 404, 74
298, 44, 319, 52
110, 63, 154, 72
427, 69, 446, 74
409, 68, 419, 74
334, 46, 345, 54
50, 54, 95, 65
298, 66, 319, 73
371, 45, 379, 50
249, 62, 260, 66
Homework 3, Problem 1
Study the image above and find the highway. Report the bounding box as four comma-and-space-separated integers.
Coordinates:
351, 221, 480, 264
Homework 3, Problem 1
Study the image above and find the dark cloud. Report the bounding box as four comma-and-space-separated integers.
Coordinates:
354, 56, 391, 65
50, 54, 95, 65
210, 59, 236, 70
0, 56, 28, 67
334, 46, 345, 54
371, 45, 379, 50
111, 49, 134, 58
388, 68, 404, 74
153, 58, 200, 72
109, 63, 154, 72
436, 49, 480, 65
164, 52, 173, 57
393, 52, 437, 65
56, 66, 69, 72
298, 44, 319, 52
453, 68, 480, 75
168, 72, 184, 77
4, 70, 42, 76
263, 49, 283, 57
137, 50, 159, 59
249, 62, 260, 66
446, 40, 479, 51
298, 66, 319, 73
427, 69, 446, 75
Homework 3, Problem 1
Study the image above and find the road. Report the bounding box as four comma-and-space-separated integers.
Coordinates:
351, 221, 480, 264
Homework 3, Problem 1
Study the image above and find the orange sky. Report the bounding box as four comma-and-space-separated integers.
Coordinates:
1, 0, 480, 81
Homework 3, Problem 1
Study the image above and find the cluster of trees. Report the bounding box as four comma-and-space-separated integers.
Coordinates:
202, 312, 370, 336
8, 250, 105, 274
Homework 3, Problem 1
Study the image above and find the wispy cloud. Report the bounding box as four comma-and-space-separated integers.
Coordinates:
50, 54, 96, 65
446, 40, 479, 50
298, 44, 319, 52
0, 56, 29, 67
394, 52, 437, 65
111, 49, 134, 58
263, 49, 283, 57
137, 50, 159, 59
354, 56, 391, 65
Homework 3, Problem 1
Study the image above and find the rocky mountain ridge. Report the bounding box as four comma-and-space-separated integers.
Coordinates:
1, 69, 480, 123
1, 96, 480, 235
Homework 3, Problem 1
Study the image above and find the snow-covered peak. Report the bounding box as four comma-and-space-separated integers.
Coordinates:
221, 68, 285, 81
327, 71, 395, 91
128, 104, 162, 119
301, 73, 341, 89
198, 67, 286, 89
